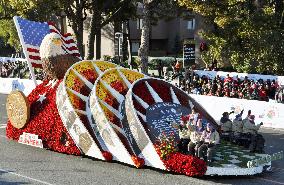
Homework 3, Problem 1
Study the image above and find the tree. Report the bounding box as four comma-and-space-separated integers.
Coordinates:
178, 0, 284, 75
0, 19, 20, 51
138, 0, 182, 74
86, 0, 136, 60
0, 0, 89, 56
59, 0, 89, 56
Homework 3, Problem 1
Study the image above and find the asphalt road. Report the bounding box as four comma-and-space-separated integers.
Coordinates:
0, 94, 284, 185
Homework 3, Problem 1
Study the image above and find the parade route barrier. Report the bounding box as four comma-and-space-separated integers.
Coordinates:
0, 78, 42, 95
194, 70, 284, 85
190, 94, 284, 129
1, 76, 283, 129
0, 57, 26, 63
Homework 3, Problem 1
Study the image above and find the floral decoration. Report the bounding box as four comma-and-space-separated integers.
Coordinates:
102, 151, 113, 161
120, 69, 144, 83
155, 132, 177, 160
66, 90, 86, 110
148, 81, 172, 102
101, 70, 120, 84
130, 79, 207, 176
6, 80, 81, 155
110, 81, 127, 95
96, 81, 109, 102
65, 71, 90, 96
94, 61, 117, 72
155, 133, 207, 177
160, 151, 207, 177
73, 61, 98, 84
132, 81, 155, 105
131, 155, 145, 168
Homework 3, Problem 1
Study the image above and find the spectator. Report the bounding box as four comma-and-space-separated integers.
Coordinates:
179, 73, 283, 103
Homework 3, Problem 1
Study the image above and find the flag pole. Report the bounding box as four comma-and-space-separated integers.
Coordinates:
13, 16, 38, 86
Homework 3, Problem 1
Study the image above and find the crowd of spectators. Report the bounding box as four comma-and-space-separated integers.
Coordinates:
0, 60, 44, 80
177, 73, 284, 103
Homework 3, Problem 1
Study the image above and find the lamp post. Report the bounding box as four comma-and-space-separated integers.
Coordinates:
115, 32, 123, 64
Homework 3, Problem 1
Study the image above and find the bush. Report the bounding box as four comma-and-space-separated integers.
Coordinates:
103, 55, 112, 61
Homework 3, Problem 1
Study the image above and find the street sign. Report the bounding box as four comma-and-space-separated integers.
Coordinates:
183, 39, 195, 68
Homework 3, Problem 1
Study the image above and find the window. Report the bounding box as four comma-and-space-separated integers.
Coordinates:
187, 18, 196, 30
137, 18, 143, 30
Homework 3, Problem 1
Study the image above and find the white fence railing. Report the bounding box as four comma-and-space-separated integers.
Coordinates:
0, 78, 42, 95
191, 94, 284, 129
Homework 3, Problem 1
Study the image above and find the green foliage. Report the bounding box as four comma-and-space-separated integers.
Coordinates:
103, 55, 112, 61
0, 0, 63, 52
0, 20, 20, 51
156, 132, 177, 160
179, 0, 284, 75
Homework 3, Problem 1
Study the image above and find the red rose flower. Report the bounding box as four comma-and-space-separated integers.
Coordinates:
102, 151, 113, 161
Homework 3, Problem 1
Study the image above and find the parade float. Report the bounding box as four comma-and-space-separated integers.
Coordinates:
5, 17, 278, 177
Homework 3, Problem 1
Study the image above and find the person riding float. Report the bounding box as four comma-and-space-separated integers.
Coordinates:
188, 119, 204, 156
220, 111, 234, 141
242, 115, 264, 152
172, 116, 193, 154
197, 122, 220, 163
231, 110, 245, 145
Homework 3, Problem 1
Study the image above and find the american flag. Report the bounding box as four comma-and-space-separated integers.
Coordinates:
14, 16, 81, 68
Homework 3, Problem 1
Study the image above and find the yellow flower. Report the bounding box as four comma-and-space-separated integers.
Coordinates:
73, 61, 95, 73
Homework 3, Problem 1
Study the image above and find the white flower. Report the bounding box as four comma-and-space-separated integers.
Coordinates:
40, 33, 66, 59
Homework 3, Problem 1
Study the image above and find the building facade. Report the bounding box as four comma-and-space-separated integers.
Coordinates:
66, 10, 206, 66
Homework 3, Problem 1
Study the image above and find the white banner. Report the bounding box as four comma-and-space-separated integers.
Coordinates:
0, 78, 41, 95
191, 94, 284, 129
0, 57, 26, 63
194, 70, 284, 85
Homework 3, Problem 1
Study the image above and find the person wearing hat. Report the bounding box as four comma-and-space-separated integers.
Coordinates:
243, 115, 263, 135
220, 111, 233, 141
197, 122, 220, 163
188, 119, 204, 156
231, 110, 245, 145
242, 115, 264, 152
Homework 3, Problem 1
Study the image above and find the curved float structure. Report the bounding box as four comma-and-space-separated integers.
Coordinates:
56, 60, 117, 160
89, 67, 145, 166
7, 61, 272, 176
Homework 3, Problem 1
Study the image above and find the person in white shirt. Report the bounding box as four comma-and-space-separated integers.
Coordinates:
242, 115, 264, 152
197, 122, 220, 163
172, 116, 192, 154
231, 110, 247, 145
188, 119, 204, 156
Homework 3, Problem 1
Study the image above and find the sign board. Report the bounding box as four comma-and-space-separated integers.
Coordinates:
18, 132, 43, 148
146, 102, 191, 140
183, 39, 195, 68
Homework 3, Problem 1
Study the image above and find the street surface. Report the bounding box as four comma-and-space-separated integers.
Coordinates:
0, 94, 284, 185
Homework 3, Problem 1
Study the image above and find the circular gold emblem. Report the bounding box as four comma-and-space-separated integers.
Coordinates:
6, 91, 30, 129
